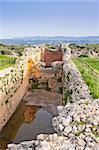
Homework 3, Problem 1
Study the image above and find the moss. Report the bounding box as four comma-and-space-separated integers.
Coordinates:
46, 44, 56, 49
92, 125, 97, 129
94, 133, 99, 138
74, 120, 85, 125
79, 121, 85, 125
75, 131, 81, 136
91, 125, 97, 132
92, 131, 99, 138
83, 101, 90, 105
0, 77, 2, 80
66, 72, 71, 81
79, 54, 89, 58
57, 77, 62, 82
31, 81, 38, 90
64, 89, 70, 104
58, 87, 63, 94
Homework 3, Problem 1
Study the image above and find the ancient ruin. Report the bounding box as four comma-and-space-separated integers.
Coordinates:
0, 44, 99, 150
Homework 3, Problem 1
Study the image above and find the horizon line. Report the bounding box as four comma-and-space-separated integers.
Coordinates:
0, 35, 99, 40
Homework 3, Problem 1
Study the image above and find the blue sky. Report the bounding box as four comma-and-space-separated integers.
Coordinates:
0, 0, 99, 39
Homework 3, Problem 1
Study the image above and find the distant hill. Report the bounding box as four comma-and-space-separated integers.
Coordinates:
0, 36, 99, 45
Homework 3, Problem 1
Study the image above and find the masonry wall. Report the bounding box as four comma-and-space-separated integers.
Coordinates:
0, 46, 44, 132
7, 45, 98, 150
63, 45, 92, 103
0, 44, 91, 132
41, 48, 62, 66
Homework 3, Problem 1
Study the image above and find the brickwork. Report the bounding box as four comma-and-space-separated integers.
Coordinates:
41, 48, 62, 66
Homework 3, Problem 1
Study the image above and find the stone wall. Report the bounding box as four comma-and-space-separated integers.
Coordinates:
0, 44, 63, 132
7, 98, 99, 150
24, 46, 45, 66
7, 44, 99, 150
0, 45, 44, 132
63, 46, 92, 103
0, 55, 29, 132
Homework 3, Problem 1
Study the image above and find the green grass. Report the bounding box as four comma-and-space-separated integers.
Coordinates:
0, 55, 16, 70
46, 44, 56, 49
81, 57, 99, 71
73, 57, 99, 99
0, 43, 29, 56
84, 44, 99, 49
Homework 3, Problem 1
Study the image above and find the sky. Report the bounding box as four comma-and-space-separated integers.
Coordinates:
0, 0, 99, 39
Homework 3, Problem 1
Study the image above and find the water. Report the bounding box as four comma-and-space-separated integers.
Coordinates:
0, 60, 63, 150
0, 102, 55, 150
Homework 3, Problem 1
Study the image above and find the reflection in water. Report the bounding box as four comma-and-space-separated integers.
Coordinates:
0, 102, 26, 150
0, 102, 55, 150
24, 106, 38, 123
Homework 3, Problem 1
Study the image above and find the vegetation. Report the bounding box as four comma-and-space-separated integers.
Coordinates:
0, 44, 28, 56
84, 44, 99, 49
64, 89, 72, 104
73, 57, 99, 99
57, 76, 62, 82
79, 54, 89, 58
69, 44, 99, 54
46, 44, 56, 49
0, 43, 29, 70
69, 43, 99, 49
0, 55, 16, 70
82, 57, 99, 71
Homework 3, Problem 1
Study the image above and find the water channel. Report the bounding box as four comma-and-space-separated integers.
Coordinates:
0, 66, 63, 150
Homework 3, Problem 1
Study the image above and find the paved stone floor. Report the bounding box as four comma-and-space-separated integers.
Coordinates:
23, 89, 62, 106
24, 66, 63, 107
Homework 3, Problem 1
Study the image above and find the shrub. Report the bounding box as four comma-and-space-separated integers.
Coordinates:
79, 54, 89, 58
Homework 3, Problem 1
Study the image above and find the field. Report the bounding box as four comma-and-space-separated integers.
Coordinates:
0, 55, 16, 70
0, 44, 28, 56
73, 57, 99, 99
84, 44, 99, 49
0, 43, 28, 70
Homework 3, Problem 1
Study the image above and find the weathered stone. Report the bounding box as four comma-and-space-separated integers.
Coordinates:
63, 126, 72, 135
6, 44, 99, 150
77, 138, 86, 146
40, 48, 62, 66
